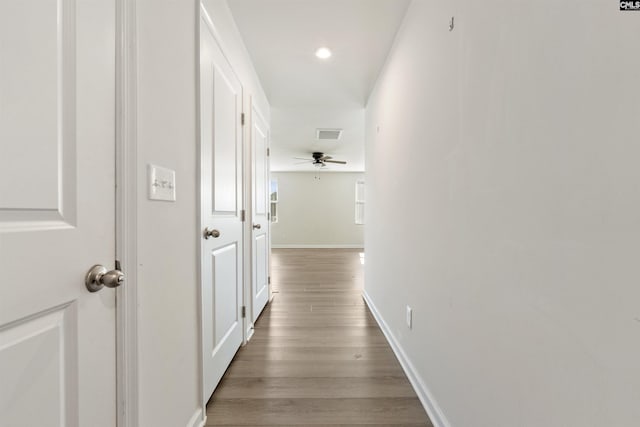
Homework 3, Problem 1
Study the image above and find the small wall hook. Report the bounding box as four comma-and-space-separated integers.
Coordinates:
449, 16, 455, 31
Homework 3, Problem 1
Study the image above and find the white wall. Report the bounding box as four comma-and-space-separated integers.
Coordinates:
200, 0, 270, 117
365, 1, 640, 427
271, 172, 364, 247
136, 1, 269, 425
270, 107, 366, 172
137, 1, 199, 425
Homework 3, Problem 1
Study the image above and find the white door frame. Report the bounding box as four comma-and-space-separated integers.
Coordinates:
115, 0, 139, 426
242, 104, 254, 341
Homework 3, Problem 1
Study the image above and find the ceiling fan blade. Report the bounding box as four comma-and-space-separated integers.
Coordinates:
321, 155, 333, 160
294, 161, 311, 165
324, 159, 347, 164
293, 157, 311, 160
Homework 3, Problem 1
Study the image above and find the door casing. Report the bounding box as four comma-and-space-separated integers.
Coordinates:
115, 0, 139, 425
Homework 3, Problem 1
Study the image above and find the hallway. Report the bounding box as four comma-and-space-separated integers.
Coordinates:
206, 249, 432, 426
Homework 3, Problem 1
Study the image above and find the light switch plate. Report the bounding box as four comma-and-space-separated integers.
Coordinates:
148, 164, 176, 202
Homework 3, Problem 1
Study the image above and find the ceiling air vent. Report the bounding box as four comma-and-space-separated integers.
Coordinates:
316, 128, 343, 141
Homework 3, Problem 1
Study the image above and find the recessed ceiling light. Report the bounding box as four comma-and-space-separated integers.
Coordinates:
315, 47, 332, 59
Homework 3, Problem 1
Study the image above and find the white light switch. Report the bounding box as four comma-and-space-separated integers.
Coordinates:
148, 164, 176, 202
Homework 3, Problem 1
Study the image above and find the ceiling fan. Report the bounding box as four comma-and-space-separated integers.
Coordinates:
294, 152, 347, 167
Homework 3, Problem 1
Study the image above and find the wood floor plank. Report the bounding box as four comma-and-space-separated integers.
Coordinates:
207, 425, 430, 427
258, 310, 374, 319
258, 314, 375, 322
207, 424, 428, 427
225, 359, 405, 378
206, 249, 432, 426
251, 326, 384, 338
274, 292, 364, 299
265, 305, 372, 314
207, 398, 430, 426
234, 345, 397, 361
254, 317, 379, 328
213, 377, 418, 399
246, 335, 390, 347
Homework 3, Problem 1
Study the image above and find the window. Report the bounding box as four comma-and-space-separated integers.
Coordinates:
355, 180, 365, 225
270, 179, 278, 223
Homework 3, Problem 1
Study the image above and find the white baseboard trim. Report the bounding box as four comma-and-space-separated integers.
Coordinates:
272, 244, 364, 249
246, 324, 255, 342
362, 290, 451, 427
186, 407, 206, 427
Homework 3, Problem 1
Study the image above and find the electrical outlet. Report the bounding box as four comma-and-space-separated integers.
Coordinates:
406, 305, 412, 329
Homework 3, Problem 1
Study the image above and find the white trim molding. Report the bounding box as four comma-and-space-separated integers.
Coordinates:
196, 1, 204, 420
272, 244, 364, 249
246, 324, 255, 342
115, 0, 138, 425
362, 291, 451, 427
187, 407, 206, 427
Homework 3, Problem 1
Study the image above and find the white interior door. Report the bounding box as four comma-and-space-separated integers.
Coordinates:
251, 105, 270, 322
200, 12, 244, 401
0, 1, 117, 426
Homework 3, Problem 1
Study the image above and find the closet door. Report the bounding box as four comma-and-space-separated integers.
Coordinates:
199, 10, 245, 400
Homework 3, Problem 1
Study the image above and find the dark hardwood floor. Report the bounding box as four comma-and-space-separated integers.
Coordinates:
206, 248, 433, 426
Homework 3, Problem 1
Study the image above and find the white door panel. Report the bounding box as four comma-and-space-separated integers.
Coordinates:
200, 12, 244, 401
0, 0, 116, 426
212, 66, 240, 213
251, 105, 270, 322
0, 305, 77, 427
212, 243, 239, 343
0, 0, 76, 226
254, 233, 268, 313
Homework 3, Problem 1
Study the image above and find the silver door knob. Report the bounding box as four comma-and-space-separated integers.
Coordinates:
204, 228, 220, 239
253, 223, 261, 230
85, 265, 124, 293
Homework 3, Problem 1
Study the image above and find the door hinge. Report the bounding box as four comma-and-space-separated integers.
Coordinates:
267, 212, 270, 221
267, 148, 270, 156
241, 113, 245, 126
240, 209, 245, 222
268, 276, 271, 285
241, 306, 246, 318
